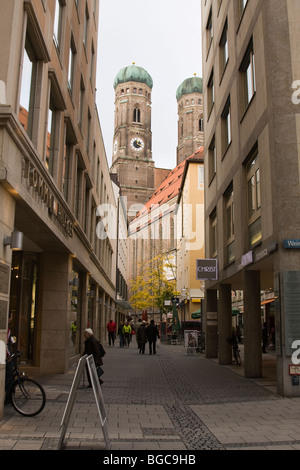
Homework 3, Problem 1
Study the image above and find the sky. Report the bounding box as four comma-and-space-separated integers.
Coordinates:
96, 0, 202, 171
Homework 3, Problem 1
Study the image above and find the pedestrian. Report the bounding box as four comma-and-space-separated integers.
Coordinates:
123, 321, 132, 347
262, 322, 268, 353
83, 328, 104, 386
70, 320, 77, 345
146, 320, 160, 355
5, 314, 15, 403
137, 321, 148, 354
118, 321, 124, 347
107, 319, 117, 346
134, 318, 142, 349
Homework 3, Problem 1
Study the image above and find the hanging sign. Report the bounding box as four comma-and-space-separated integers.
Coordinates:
196, 259, 218, 280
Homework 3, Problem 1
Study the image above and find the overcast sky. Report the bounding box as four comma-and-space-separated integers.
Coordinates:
96, 0, 202, 171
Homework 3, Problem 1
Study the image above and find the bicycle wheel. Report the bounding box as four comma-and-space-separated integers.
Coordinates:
233, 347, 242, 366
11, 378, 46, 417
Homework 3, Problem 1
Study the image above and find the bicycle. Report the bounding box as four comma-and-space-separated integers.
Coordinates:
227, 337, 242, 366
6, 351, 46, 417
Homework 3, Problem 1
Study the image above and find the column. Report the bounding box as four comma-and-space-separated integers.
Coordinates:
243, 270, 262, 378
205, 289, 218, 358
218, 284, 232, 365
37, 253, 72, 374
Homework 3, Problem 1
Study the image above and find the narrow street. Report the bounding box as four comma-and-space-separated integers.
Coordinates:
2, 339, 299, 452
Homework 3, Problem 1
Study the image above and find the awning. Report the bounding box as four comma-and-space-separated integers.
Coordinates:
115, 300, 132, 310
191, 308, 201, 319
232, 308, 240, 316
261, 298, 274, 306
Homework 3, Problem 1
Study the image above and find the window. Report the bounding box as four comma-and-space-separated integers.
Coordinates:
89, 41, 95, 87
75, 152, 85, 220
246, 147, 262, 248
46, 72, 66, 178
225, 185, 235, 264
68, 36, 76, 95
208, 135, 216, 183
239, 0, 248, 17
53, 0, 65, 54
219, 19, 228, 77
207, 70, 214, 117
133, 107, 141, 123
199, 116, 204, 132
210, 209, 217, 258
78, 76, 85, 128
221, 96, 231, 155
83, 3, 89, 49
46, 99, 57, 176
62, 139, 71, 201
240, 39, 256, 113
19, 46, 34, 136
206, 7, 213, 56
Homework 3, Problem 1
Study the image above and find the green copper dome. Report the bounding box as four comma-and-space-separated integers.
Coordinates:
113, 64, 153, 89
176, 76, 203, 100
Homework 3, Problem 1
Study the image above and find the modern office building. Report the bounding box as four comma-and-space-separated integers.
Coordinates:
202, 0, 300, 396
0, 0, 121, 417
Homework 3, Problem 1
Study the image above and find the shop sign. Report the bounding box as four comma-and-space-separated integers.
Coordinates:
241, 250, 253, 267
24, 161, 73, 237
283, 239, 300, 249
289, 365, 300, 375
196, 259, 218, 280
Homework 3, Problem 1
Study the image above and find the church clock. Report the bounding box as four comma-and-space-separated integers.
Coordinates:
130, 137, 144, 151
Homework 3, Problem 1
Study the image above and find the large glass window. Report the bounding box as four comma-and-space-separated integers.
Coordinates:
225, 185, 235, 264
246, 148, 262, 247
219, 19, 229, 77
240, 39, 256, 113
19, 41, 36, 139
221, 96, 231, 155
53, 0, 65, 54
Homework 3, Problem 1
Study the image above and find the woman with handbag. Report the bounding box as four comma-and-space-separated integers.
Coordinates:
83, 328, 104, 386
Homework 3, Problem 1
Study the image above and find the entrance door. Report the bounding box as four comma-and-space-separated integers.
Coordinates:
10, 252, 38, 363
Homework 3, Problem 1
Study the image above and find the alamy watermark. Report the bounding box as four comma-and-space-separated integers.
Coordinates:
291, 340, 300, 365
291, 80, 300, 104
95, 196, 204, 250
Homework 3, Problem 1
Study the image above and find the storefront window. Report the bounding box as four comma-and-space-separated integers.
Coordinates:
70, 268, 80, 357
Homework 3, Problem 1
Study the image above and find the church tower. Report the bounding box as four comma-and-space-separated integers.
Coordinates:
176, 75, 204, 165
110, 63, 155, 217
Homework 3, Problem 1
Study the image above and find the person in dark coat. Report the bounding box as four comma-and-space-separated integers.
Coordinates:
83, 328, 104, 386
146, 320, 160, 355
262, 322, 268, 353
137, 321, 148, 354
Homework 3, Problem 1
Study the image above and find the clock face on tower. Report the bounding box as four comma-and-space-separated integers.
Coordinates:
130, 137, 144, 151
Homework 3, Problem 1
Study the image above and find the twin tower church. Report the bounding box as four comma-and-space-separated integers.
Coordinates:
110, 63, 204, 215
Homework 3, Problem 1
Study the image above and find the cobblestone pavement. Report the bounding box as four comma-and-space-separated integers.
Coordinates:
1, 341, 300, 451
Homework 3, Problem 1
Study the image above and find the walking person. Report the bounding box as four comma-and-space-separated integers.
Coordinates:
83, 328, 104, 386
134, 318, 142, 349
137, 321, 148, 354
262, 322, 268, 353
118, 321, 124, 347
107, 319, 117, 346
146, 320, 160, 355
123, 321, 132, 347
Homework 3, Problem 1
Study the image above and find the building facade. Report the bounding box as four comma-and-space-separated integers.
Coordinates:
176, 148, 205, 321
0, 0, 119, 417
202, 0, 300, 396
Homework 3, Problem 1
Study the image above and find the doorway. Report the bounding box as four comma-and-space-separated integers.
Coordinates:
9, 252, 38, 363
